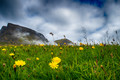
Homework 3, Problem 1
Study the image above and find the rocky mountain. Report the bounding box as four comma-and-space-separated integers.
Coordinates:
55, 38, 73, 45
0, 23, 48, 44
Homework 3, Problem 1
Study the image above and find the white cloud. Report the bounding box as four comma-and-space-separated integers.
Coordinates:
40, 5, 105, 42
1, 3, 105, 43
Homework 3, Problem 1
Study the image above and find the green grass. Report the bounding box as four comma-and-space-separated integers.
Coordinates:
0, 44, 120, 80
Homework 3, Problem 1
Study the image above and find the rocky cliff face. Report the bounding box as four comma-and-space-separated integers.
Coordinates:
0, 23, 48, 44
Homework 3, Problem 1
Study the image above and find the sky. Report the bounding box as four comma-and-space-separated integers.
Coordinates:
0, 0, 120, 44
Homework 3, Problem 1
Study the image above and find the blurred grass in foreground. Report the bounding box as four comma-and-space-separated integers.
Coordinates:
0, 44, 120, 80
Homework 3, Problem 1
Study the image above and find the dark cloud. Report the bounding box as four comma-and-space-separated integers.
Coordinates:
0, 0, 22, 20
72, 0, 106, 8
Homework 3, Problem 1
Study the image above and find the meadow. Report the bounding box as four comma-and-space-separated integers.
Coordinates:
0, 43, 120, 80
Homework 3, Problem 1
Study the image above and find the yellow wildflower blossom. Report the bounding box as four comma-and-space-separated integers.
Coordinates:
9, 53, 15, 56
40, 44, 44, 47
51, 52, 53, 55
36, 57, 39, 60
100, 43, 104, 46
13, 64, 16, 68
20, 44, 23, 46
53, 45, 56, 47
2, 48, 6, 51
60, 47, 62, 50
49, 62, 58, 69
80, 43, 83, 45
15, 60, 26, 67
79, 47, 83, 50
92, 46, 95, 49
64, 43, 66, 45
58, 44, 60, 46
52, 57, 61, 64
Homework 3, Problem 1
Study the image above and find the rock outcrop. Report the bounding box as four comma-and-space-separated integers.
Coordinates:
55, 38, 73, 45
0, 23, 48, 44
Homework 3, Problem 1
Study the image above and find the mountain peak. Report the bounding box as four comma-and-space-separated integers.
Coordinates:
0, 23, 48, 44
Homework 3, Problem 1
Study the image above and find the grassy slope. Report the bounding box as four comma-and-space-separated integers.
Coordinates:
0, 44, 120, 80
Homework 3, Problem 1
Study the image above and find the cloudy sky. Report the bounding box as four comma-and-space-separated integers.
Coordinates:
0, 0, 120, 43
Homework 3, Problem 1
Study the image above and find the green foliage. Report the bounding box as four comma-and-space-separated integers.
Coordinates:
0, 44, 120, 80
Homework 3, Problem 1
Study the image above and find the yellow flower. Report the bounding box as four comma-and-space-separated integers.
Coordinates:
9, 53, 15, 56
60, 47, 62, 50
40, 44, 44, 47
52, 57, 61, 64
64, 43, 66, 45
100, 43, 104, 46
2, 48, 6, 51
36, 57, 39, 60
49, 62, 59, 69
53, 45, 56, 47
15, 60, 26, 67
51, 52, 53, 55
13, 64, 16, 68
58, 44, 60, 46
92, 46, 95, 49
79, 47, 83, 50
80, 43, 83, 45
20, 44, 23, 46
